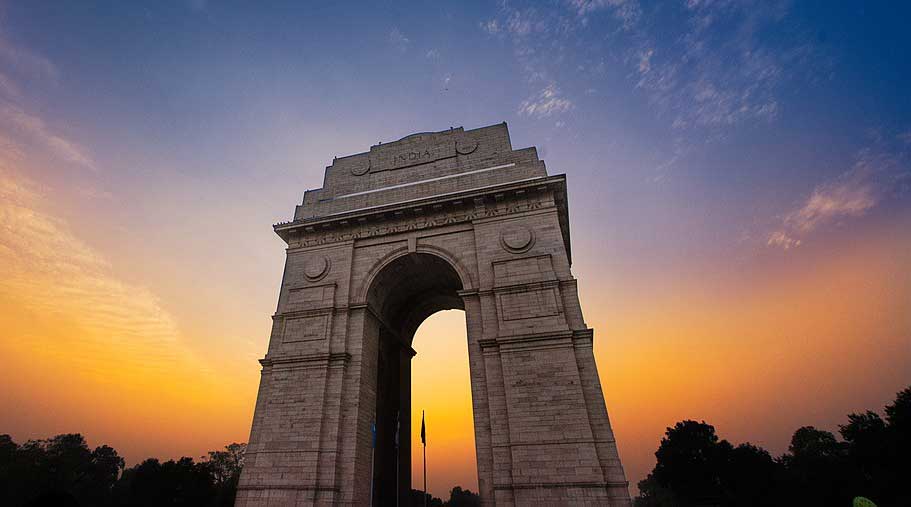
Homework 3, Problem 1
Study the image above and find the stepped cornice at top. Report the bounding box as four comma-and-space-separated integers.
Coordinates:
287, 122, 553, 222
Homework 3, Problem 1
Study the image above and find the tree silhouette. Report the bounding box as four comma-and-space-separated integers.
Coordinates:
410, 488, 444, 507
0, 433, 124, 507
114, 457, 216, 507
408, 486, 479, 507
0, 436, 243, 507
637, 385, 911, 507
446, 486, 480, 507
864, 386, 911, 506
884, 386, 911, 429
637, 420, 732, 506
205, 443, 246, 485
779, 426, 855, 506
839, 411, 888, 500
719, 443, 779, 506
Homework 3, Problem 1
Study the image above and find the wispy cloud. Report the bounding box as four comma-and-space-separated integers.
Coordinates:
1, 103, 97, 171
0, 31, 97, 172
632, 2, 804, 130
388, 28, 410, 52
0, 167, 202, 375
481, 0, 820, 141
480, 19, 501, 35
504, 9, 535, 36
767, 149, 909, 250
0, 71, 22, 99
0, 35, 59, 81
766, 230, 801, 250
481, 6, 578, 117
567, 0, 641, 28
637, 48, 654, 74
519, 83, 574, 118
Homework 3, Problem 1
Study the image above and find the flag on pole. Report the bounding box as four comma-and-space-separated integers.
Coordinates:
394, 411, 400, 448
422, 410, 427, 507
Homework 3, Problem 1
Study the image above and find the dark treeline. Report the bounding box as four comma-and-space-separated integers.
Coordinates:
636, 386, 911, 507
0, 435, 245, 507
3, 386, 907, 506
0, 433, 481, 507
410, 486, 480, 507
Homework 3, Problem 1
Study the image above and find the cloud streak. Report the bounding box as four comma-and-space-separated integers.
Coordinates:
568, 0, 640, 28
631, 1, 802, 130
481, 0, 819, 139
389, 28, 411, 52
1, 103, 98, 171
0, 35, 59, 81
767, 149, 909, 250
0, 31, 97, 172
519, 83, 574, 118
0, 167, 202, 375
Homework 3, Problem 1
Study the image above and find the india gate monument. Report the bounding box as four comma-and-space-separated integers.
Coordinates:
236, 123, 630, 506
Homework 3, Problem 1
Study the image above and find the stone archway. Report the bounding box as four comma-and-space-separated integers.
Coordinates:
363, 252, 465, 506
236, 123, 631, 506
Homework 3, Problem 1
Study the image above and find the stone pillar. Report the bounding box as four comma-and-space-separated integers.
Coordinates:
460, 290, 496, 505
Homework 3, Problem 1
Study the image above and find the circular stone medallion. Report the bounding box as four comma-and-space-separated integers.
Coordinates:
455, 139, 479, 155
303, 256, 330, 281
500, 225, 535, 253
350, 159, 370, 176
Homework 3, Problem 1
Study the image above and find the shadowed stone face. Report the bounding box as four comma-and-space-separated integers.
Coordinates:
237, 123, 631, 506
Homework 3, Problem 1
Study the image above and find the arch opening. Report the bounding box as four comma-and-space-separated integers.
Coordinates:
364, 253, 469, 506
410, 309, 478, 501
365, 252, 465, 343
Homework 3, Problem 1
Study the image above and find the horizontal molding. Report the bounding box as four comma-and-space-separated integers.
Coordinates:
237, 484, 340, 492
324, 163, 517, 201
481, 278, 561, 296
245, 448, 339, 455
492, 438, 617, 448
492, 480, 628, 490
275, 175, 567, 237
478, 330, 573, 350
260, 352, 351, 367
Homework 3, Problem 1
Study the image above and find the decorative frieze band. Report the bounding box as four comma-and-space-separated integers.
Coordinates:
287, 198, 550, 249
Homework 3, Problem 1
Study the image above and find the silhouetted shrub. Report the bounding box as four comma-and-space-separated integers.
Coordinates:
636, 385, 911, 507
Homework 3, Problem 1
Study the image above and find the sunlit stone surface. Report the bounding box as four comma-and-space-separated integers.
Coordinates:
237, 123, 630, 506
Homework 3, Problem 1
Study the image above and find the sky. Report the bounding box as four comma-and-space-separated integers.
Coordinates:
1, 0, 909, 499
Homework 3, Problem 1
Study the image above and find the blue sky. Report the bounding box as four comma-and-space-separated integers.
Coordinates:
7, 1, 909, 267
1, 0, 910, 497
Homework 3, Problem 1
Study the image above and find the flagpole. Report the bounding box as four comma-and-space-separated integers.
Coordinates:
422, 410, 427, 507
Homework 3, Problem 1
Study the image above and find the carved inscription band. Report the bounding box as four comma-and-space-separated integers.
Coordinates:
350, 139, 480, 175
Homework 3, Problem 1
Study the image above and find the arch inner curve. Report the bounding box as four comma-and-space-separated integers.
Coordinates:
366, 252, 465, 344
